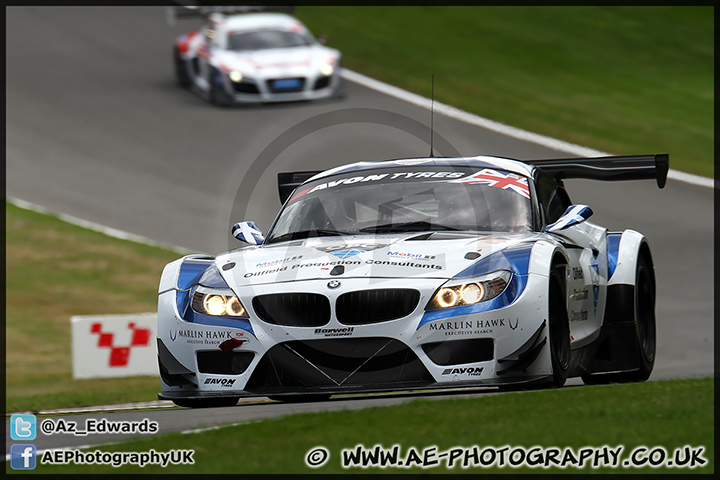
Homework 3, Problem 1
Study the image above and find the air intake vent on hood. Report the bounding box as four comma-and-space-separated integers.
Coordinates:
336, 289, 420, 325
253, 293, 330, 327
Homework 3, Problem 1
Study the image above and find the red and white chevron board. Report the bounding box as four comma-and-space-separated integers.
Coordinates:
71, 313, 159, 379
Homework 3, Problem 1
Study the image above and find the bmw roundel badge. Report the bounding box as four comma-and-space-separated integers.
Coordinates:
327, 280, 341, 289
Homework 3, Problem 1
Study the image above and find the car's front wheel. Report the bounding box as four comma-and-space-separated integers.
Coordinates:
207, 66, 233, 106
498, 265, 570, 392
331, 60, 346, 99
174, 47, 191, 88
548, 266, 571, 387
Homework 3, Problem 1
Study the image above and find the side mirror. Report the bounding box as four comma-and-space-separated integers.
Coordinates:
317, 34, 328, 45
545, 205, 593, 233
232, 221, 265, 245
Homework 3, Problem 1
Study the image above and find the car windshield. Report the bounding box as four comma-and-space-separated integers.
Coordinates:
227, 29, 312, 51
265, 166, 533, 244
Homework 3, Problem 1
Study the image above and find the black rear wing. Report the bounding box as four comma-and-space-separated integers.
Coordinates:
527, 154, 669, 189
276, 154, 669, 204
278, 171, 322, 204
167, 5, 295, 25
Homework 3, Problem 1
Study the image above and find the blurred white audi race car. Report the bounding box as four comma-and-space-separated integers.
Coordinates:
157, 153, 668, 407
171, 7, 342, 105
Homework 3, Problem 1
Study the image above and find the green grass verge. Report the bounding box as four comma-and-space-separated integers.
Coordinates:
297, 6, 713, 178
15, 378, 714, 474
5, 201, 180, 412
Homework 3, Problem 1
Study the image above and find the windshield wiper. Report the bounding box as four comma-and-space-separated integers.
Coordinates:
358, 221, 461, 234
267, 229, 354, 244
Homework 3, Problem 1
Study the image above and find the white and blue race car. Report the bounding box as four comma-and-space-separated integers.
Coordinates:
157, 154, 668, 407
171, 7, 342, 105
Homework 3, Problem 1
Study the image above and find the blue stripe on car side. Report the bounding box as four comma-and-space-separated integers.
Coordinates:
176, 289, 190, 319
453, 243, 533, 278
177, 258, 214, 290
501, 244, 533, 275
417, 274, 528, 329
607, 233, 621, 279
176, 258, 215, 314
175, 258, 255, 335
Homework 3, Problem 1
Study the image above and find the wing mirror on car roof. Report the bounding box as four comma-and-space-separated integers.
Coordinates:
232, 221, 265, 245
545, 205, 593, 233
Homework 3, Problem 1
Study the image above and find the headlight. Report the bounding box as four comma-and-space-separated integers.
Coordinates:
427, 270, 512, 310
191, 286, 248, 317
229, 71, 243, 82
320, 64, 333, 76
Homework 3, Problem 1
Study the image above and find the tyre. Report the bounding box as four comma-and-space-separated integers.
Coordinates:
498, 265, 569, 392
171, 397, 239, 408
331, 61, 346, 99
207, 66, 233, 106
582, 254, 656, 384
631, 254, 657, 380
267, 394, 332, 403
332, 76, 346, 99
548, 266, 571, 387
174, 47, 191, 88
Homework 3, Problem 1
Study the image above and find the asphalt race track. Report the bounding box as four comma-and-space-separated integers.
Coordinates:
6, 7, 714, 454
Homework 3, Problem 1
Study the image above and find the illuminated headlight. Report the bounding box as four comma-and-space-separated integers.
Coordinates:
191, 286, 247, 317
229, 71, 243, 82
320, 64, 334, 76
427, 270, 512, 310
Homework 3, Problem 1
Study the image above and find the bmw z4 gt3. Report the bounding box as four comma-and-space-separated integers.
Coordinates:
157, 154, 667, 407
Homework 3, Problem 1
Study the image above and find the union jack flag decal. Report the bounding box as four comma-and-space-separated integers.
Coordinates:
453, 169, 530, 198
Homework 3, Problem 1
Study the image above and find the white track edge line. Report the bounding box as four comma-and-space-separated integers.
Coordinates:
7, 197, 194, 255
341, 69, 713, 189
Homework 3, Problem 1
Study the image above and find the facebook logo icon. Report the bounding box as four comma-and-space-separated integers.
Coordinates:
10, 444, 37, 470
10, 414, 37, 440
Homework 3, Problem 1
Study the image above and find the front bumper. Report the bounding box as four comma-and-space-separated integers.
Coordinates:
157, 274, 553, 400
221, 70, 341, 103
